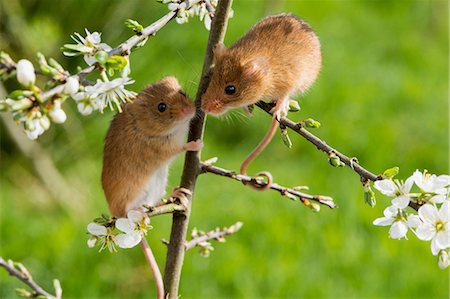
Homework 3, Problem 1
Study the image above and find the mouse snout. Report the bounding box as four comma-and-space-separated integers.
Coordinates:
201, 98, 223, 115
181, 105, 195, 117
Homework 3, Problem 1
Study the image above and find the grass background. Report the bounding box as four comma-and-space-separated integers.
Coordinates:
0, 0, 449, 298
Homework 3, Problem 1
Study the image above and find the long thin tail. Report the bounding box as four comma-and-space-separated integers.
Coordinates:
239, 116, 278, 190
140, 238, 164, 299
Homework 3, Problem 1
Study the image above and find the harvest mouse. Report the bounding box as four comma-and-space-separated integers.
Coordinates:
101, 76, 202, 298
201, 14, 321, 185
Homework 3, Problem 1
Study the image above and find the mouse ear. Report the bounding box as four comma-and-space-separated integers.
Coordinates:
213, 42, 226, 61
242, 57, 267, 78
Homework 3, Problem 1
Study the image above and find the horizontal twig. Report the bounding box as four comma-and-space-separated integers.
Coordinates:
200, 161, 337, 209
0, 257, 61, 299
147, 202, 186, 217
185, 221, 243, 251
256, 101, 381, 183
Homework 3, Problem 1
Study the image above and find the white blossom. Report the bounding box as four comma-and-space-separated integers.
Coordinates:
72, 92, 97, 115
85, 77, 136, 112
63, 76, 80, 95
18, 110, 50, 140
204, 14, 212, 30
115, 210, 151, 249
16, 59, 36, 87
413, 170, 450, 195
374, 177, 413, 209
86, 223, 107, 248
415, 202, 450, 255
66, 29, 112, 65
373, 206, 409, 239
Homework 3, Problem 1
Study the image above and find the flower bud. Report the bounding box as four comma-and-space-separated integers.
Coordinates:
438, 250, 449, 269
49, 108, 67, 124
87, 237, 98, 248
9, 98, 33, 111
16, 59, 36, 87
94, 51, 108, 65
39, 115, 51, 130
328, 154, 345, 167
63, 76, 80, 95
382, 166, 400, 179
288, 100, 301, 112
281, 129, 292, 148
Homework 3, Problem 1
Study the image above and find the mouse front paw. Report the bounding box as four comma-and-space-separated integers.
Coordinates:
168, 187, 192, 207
184, 139, 203, 152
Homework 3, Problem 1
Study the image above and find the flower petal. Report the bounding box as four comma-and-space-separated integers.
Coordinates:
431, 237, 440, 255
116, 232, 142, 248
418, 204, 438, 224
402, 176, 414, 194
87, 223, 107, 236
127, 210, 145, 223
373, 217, 394, 226
87, 237, 97, 248
389, 221, 408, 239
407, 214, 422, 229
416, 223, 435, 241
115, 218, 134, 233
435, 230, 450, 250
392, 195, 410, 209
438, 201, 450, 222
374, 180, 397, 197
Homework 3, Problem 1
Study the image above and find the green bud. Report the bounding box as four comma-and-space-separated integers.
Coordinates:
309, 203, 320, 212
280, 129, 292, 148
134, 36, 149, 49
125, 19, 144, 34
94, 51, 109, 65
328, 154, 345, 167
288, 100, 301, 112
9, 98, 33, 111
363, 181, 376, 207
106, 55, 127, 70
48, 58, 65, 73
303, 118, 321, 128
15, 288, 32, 298
382, 166, 400, 179
9, 90, 33, 100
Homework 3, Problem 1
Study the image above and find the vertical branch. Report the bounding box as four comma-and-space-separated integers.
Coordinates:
163, 0, 233, 297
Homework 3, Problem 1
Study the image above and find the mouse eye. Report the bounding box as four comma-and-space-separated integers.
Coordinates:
158, 102, 167, 112
224, 85, 236, 95
178, 90, 186, 97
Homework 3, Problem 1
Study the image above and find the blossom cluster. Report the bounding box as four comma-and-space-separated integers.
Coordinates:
162, 0, 233, 30
1, 29, 135, 140
373, 169, 450, 269
87, 209, 152, 252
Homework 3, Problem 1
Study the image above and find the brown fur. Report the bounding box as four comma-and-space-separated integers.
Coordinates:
101, 76, 195, 217
201, 13, 322, 114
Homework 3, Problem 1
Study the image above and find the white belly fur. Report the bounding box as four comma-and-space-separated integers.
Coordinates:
126, 163, 169, 211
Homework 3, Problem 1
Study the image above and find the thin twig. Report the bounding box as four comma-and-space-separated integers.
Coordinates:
163, 0, 233, 297
147, 203, 186, 217
200, 162, 337, 209
185, 221, 243, 251
256, 101, 382, 182
0, 257, 61, 299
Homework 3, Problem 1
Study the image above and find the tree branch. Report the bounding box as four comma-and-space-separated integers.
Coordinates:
163, 0, 233, 297
0, 257, 61, 299
256, 101, 382, 183
185, 221, 243, 251
200, 162, 336, 209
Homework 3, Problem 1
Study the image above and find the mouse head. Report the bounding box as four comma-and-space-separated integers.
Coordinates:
201, 43, 268, 115
129, 76, 195, 137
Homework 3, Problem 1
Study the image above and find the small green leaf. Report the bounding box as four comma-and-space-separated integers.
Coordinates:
288, 100, 301, 112
280, 129, 292, 148
382, 166, 400, 179
328, 154, 345, 167
125, 19, 144, 34
303, 118, 321, 128
363, 181, 376, 207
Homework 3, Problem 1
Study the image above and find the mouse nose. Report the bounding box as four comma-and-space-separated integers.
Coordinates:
182, 106, 195, 116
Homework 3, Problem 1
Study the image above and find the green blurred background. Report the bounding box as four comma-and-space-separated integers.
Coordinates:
0, 0, 448, 298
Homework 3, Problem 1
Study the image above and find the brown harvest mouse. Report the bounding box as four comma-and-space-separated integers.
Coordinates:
102, 76, 202, 299
201, 14, 322, 186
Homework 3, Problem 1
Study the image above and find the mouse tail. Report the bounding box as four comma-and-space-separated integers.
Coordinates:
240, 116, 278, 190
140, 238, 164, 299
